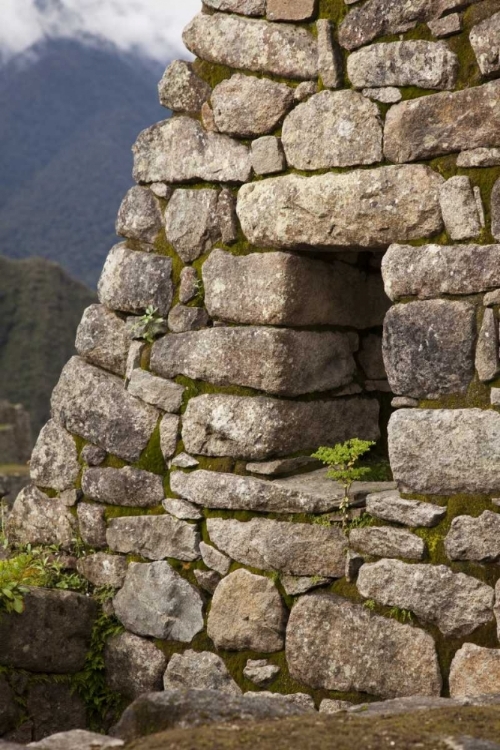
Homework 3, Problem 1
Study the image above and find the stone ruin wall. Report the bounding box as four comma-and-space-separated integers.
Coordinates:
3, 0, 500, 737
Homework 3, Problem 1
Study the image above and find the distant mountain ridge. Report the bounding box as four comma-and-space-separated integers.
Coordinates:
0, 38, 170, 287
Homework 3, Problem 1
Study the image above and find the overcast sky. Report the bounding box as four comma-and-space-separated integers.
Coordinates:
0, 0, 201, 62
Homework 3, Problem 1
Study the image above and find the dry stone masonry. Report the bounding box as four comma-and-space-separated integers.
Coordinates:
5, 0, 500, 738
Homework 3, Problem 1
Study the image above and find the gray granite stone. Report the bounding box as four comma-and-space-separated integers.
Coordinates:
115, 186, 163, 244
428, 12, 462, 37
267, 0, 317, 20
199, 541, 231, 576
167, 305, 210, 333
281, 575, 331, 595
320, 700, 354, 714
105, 632, 166, 700
211, 74, 293, 137
76, 553, 128, 588
366, 490, 446, 528
476, 308, 499, 382
246, 456, 320, 476
159, 413, 180, 460
165, 189, 220, 263
75, 305, 129, 377
251, 136, 286, 175
484, 289, 500, 306
179, 267, 199, 305
470, 11, 500, 76
170, 453, 199, 469
7, 485, 76, 549
445, 511, 500, 562
194, 569, 221, 594
317, 19, 342, 89
127, 369, 185, 413
162, 497, 202, 521
457, 148, 500, 168
164, 651, 241, 695
107, 514, 200, 562
362, 87, 402, 103
217, 188, 238, 245
30, 419, 79, 492
158, 60, 211, 114
0, 676, 19, 735
491, 179, 500, 241
82, 466, 163, 507
203, 0, 266, 14
350, 527, 426, 560
439, 176, 482, 240
294, 80, 317, 101
77, 503, 107, 548
359, 334, 385, 380
243, 660, 280, 687
449, 644, 500, 699
125, 343, 146, 385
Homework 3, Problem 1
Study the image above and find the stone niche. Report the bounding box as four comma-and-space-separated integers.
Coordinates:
6, 0, 500, 739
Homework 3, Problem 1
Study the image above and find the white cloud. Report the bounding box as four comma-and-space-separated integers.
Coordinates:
0, 0, 201, 63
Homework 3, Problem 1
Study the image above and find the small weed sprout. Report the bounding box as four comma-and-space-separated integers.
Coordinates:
312, 439, 375, 528
364, 599, 376, 611
133, 306, 166, 344
389, 607, 413, 624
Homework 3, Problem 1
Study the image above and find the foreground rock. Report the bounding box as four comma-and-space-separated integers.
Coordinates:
207, 517, 347, 577
158, 60, 211, 114
82, 467, 164, 507
75, 305, 129, 377
105, 632, 167, 699
182, 394, 380, 460
0, 589, 96, 673
449, 644, 500, 699
388, 409, 500, 495
28, 730, 124, 750
163, 651, 241, 695
445, 512, 500, 562
7, 485, 76, 548
115, 186, 163, 244
76, 553, 128, 588
29, 419, 79, 492
151, 327, 356, 397
357, 559, 494, 637
237, 167, 443, 249
164, 189, 220, 263
211, 75, 293, 137
107, 514, 200, 562
111, 689, 312, 742
286, 593, 441, 698
366, 491, 446, 528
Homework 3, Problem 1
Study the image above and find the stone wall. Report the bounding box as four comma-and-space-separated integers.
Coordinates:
3, 0, 500, 736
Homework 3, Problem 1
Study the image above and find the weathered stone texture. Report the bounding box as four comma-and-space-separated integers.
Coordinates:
237, 167, 443, 249
194, 569, 221, 594
244, 659, 280, 687
363, 87, 402, 103
29, 419, 79, 492
183, 394, 380, 460
428, 13, 462, 38
358, 560, 495, 637
246, 456, 320, 476
151, 327, 355, 397
183, 13, 318, 80
163, 497, 202, 521
492, 179, 500, 241
449, 644, 500, 698
439, 177, 482, 241
384, 82, 500, 163
366, 491, 446, 528
203, 249, 389, 329
165, 189, 220, 263
77, 503, 107, 548
317, 19, 342, 89
168, 305, 209, 334
105, 632, 167, 699
26, 685, 88, 741
202, 0, 266, 14
286, 593, 442, 698
51, 357, 159, 462
159, 413, 180, 460
113, 561, 204, 641
75, 305, 129, 377
207, 517, 347, 577
98, 244, 173, 316
199, 541, 231, 576
76, 553, 127, 589
211, 75, 293, 137
251, 136, 286, 175
207, 570, 286, 652
383, 300, 475, 398
7, 485, 76, 549
164, 651, 241, 695
267, 0, 316, 20
179, 267, 199, 305
476, 309, 500, 382
82, 467, 164, 507
347, 41, 458, 90
158, 60, 211, 113
359, 334, 385, 380
133, 117, 251, 184
382, 244, 500, 301
470, 11, 500, 76
107, 514, 200, 562
349, 527, 426, 560
457, 148, 500, 168
388, 409, 500, 495
445, 511, 500, 562
128, 369, 184, 413
282, 90, 382, 170
115, 186, 163, 244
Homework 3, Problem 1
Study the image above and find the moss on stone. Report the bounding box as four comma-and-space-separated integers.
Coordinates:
134, 422, 165, 476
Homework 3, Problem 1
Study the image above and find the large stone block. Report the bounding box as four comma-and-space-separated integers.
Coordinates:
281, 90, 382, 170
384, 81, 500, 163
388, 409, 500, 495
207, 570, 286, 652
183, 13, 317, 80
51, 357, 159, 462
445, 511, 500, 562
383, 300, 476, 399
286, 593, 442, 698
164, 651, 241, 695
113, 561, 204, 641
357, 559, 494, 637
151, 327, 355, 397
132, 117, 251, 184
115, 186, 163, 244
7, 485, 76, 548
347, 41, 457, 90
439, 177, 482, 241
366, 491, 446, 528
165, 189, 220, 263
207, 517, 347, 577
349, 527, 426, 560
382, 244, 500, 301
77, 502, 107, 548
107, 514, 200, 562
105, 632, 167, 699
211, 75, 293, 137
470, 11, 500, 76
76, 552, 128, 588
182, 394, 380, 460
237, 166, 443, 249
75, 304, 129, 377
29, 419, 79, 492
82, 467, 164, 507
0, 588, 96, 673
203, 249, 389, 328
98, 244, 173, 316
158, 61, 211, 114
450, 644, 500, 698
127, 369, 185, 413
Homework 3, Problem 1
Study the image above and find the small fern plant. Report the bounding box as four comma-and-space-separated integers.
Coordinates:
312, 439, 375, 527
133, 306, 166, 344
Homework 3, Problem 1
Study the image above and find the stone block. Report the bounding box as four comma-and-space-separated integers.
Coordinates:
347, 41, 458, 90
286, 593, 442, 698
267, 0, 317, 20
202, 0, 266, 14
151, 327, 356, 397
246, 456, 320, 476
203, 249, 390, 328
349, 527, 426, 560
251, 136, 286, 175
133, 117, 251, 184
384, 81, 500, 163
366, 490, 446, 527
115, 186, 163, 244
82, 466, 163, 509
439, 176, 482, 240
199, 541, 231, 576
449, 644, 500, 698
98, 244, 173, 316
363, 87, 402, 103
165, 188, 220, 263
26, 684, 87, 741
388, 408, 500, 495
159, 413, 180, 460
158, 60, 211, 114
7, 485, 76, 549
237, 166, 443, 249
216, 189, 238, 245
491, 179, 500, 240
476, 308, 500, 382
207, 570, 286, 652
357, 559, 494, 637
244, 660, 280, 687
207, 517, 347, 577
383, 300, 475, 398
167, 305, 210, 333
29, 419, 79, 492
428, 13, 462, 37
113, 561, 204, 641
211, 75, 293, 137
164, 651, 241, 695
194, 569, 221, 594
127, 369, 185, 412
457, 148, 500, 167
107, 514, 200, 562
445, 511, 500, 562
470, 11, 500, 76
317, 19, 342, 88
182, 394, 380, 460
105, 632, 166, 699
75, 304, 129, 377
282, 90, 382, 170
183, 13, 318, 80
163, 497, 202, 521
77, 502, 107, 548
294, 81, 317, 101
76, 553, 128, 588
179, 267, 199, 304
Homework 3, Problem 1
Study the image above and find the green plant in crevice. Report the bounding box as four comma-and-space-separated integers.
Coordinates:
132, 306, 166, 345
312, 439, 375, 528
363, 599, 376, 611
388, 607, 413, 624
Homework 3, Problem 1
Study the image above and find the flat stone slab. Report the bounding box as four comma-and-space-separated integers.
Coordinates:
151, 327, 356, 397
449, 644, 500, 699
388, 409, 500, 495
349, 527, 426, 560
445, 511, 500, 563
82, 467, 164, 507
357, 559, 495, 637
207, 517, 347, 577
133, 117, 251, 184
183, 13, 317, 80
237, 166, 443, 249
384, 81, 500, 163
382, 244, 500, 301
164, 650, 241, 695
203, 249, 389, 329
127, 369, 185, 413
107, 514, 200, 562
286, 593, 442, 698
51, 357, 159, 462
366, 491, 446, 528
182, 394, 380, 460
